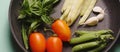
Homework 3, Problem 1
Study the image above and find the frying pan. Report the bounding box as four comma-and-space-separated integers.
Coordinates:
9, 0, 120, 52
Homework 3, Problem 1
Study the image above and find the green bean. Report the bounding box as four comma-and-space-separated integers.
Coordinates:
72, 41, 100, 52
70, 34, 99, 44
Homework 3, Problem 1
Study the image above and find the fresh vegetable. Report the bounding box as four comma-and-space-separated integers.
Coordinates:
78, 0, 97, 25
19, 0, 59, 49
100, 34, 114, 41
66, 0, 84, 26
96, 10, 105, 21
71, 30, 114, 52
61, 0, 69, 13
70, 33, 114, 44
72, 41, 100, 52
29, 32, 46, 52
84, 6, 105, 26
70, 33, 99, 44
80, 0, 93, 16
93, 6, 103, 13
88, 43, 107, 52
46, 36, 63, 52
52, 20, 71, 41
84, 16, 99, 26
60, 0, 84, 26
21, 25, 28, 49
75, 30, 113, 36
60, 0, 72, 20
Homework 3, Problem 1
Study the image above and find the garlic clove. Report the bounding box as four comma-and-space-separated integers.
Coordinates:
84, 17, 99, 26
93, 6, 103, 13
96, 13, 104, 21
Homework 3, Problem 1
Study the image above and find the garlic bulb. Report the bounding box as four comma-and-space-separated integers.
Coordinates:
93, 6, 103, 13
84, 17, 99, 26
84, 6, 105, 26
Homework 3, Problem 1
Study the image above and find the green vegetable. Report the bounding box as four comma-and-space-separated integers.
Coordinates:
72, 41, 100, 52
71, 30, 114, 52
78, 0, 97, 25
88, 43, 106, 52
100, 34, 114, 42
18, 0, 59, 49
75, 30, 113, 36
70, 33, 99, 44
21, 25, 28, 49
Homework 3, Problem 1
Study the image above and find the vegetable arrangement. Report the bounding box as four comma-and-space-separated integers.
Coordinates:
18, 0, 115, 52
70, 30, 114, 52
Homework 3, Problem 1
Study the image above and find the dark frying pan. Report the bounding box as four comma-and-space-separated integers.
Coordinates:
9, 0, 120, 52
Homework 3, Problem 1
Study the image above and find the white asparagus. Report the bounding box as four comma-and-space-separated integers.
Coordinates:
80, 0, 93, 16
78, 0, 97, 25
66, 0, 84, 26
61, 0, 69, 13
60, 0, 73, 20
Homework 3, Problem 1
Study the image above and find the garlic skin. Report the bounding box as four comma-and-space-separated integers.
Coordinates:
84, 17, 99, 26
93, 6, 103, 13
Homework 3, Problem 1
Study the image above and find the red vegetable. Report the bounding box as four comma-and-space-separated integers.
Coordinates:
46, 36, 63, 52
29, 32, 46, 52
52, 20, 71, 41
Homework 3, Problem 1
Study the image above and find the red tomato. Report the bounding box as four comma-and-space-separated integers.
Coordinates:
29, 32, 46, 52
46, 36, 63, 52
52, 20, 71, 41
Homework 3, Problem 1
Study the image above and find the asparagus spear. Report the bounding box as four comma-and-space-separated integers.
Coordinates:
72, 41, 100, 52
78, 0, 97, 25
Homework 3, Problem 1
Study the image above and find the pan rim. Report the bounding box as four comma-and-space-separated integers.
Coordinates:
8, 0, 27, 52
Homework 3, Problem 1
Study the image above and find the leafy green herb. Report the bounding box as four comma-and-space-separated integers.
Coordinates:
18, 0, 59, 49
